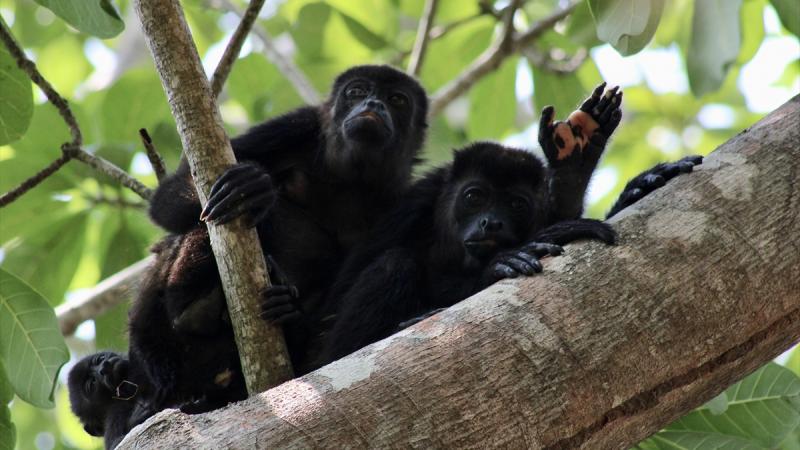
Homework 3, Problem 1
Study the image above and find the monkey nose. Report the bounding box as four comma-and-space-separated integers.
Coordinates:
480, 218, 503, 232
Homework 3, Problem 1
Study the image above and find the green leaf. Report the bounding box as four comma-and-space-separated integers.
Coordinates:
0, 363, 15, 450
0, 268, 69, 408
33, 0, 124, 39
532, 66, 586, 122
639, 430, 763, 449
705, 391, 729, 415
786, 345, 800, 377
588, 0, 666, 56
667, 363, 800, 448
100, 70, 172, 144
1, 212, 90, 304
0, 40, 33, 145
770, 0, 800, 37
467, 57, 518, 140
292, 3, 332, 59
687, 0, 743, 96
737, 0, 766, 65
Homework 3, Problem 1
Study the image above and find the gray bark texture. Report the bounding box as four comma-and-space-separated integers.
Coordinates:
119, 96, 799, 449
133, 0, 292, 393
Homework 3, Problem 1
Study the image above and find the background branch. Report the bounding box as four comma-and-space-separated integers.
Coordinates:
119, 96, 800, 450
210, 0, 266, 98
212, 0, 321, 104
406, 0, 438, 76
429, 0, 579, 116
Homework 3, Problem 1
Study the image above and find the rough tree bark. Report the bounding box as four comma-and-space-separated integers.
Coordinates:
118, 96, 799, 449
132, 0, 292, 393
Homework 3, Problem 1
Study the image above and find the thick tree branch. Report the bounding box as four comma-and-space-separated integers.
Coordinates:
56, 257, 153, 336
133, 0, 292, 393
406, 0, 438, 76
120, 97, 800, 449
429, 0, 579, 117
209, 0, 266, 98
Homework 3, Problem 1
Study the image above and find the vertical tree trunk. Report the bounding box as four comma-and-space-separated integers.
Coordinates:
133, 0, 292, 393
119, 96, 800, 449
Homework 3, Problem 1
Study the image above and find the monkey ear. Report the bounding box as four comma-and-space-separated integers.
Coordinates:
84, 423, 103, 436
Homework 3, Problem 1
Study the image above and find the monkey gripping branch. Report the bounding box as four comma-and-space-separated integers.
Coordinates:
117, 97, 800, 448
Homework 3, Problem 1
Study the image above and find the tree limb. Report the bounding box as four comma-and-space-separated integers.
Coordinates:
213, 0, 321, 105
210, 0, 266, 98
407, 0, 438, 76
119, 96, 800, 449
133, 0, 292, 393
429, 0, 579, 117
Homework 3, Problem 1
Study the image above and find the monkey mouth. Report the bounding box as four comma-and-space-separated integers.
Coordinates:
464, 239, 498, 254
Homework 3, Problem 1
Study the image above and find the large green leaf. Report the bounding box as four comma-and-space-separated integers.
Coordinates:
1, 212, 90, 304
770, 0, 800, 37
0, 269, 69, 408
0, 363, 14, 450
588, 0, 665, 56
787, 345, 800, 377
100, 70, 172, 144
33, 0, 124, 39
639, 363, 800, 449
531, 66, 585, 122
467, 57, 518, 140
687, 0, 743, 96
0, 40, 33, 145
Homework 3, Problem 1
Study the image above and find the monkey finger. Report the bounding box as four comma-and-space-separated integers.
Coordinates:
208, 163, 267, 198
259, 301, 297, 321
261, 306, 302, 325
579, 81, 607, 113
597, 91, 622, 124
203, 177, 270, 221
600, 108, 622, 136
500, 253, 538, 275
493, 263, 519, 280
642, 173, 666, 188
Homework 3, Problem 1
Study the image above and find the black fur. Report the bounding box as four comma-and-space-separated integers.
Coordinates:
314, 143, 617, 366
127, 228, 247, 414
142, 65, 429, 376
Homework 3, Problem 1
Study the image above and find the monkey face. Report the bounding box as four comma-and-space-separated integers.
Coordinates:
455, 182, 535, 261
67, 351, 132, 435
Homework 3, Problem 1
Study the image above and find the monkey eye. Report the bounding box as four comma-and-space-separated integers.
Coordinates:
346, 85, 368, 98
85, 377, 96, 395
389, 93, 408, 106
510, 197, 529, 212
464, 187, 487, 207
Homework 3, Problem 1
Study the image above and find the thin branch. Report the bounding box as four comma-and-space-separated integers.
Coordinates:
429, 12, 485, 39
56, 257, 153, 336
0, 19, 154, 205
210, 0, 266, 98
88, 193, 148, 210
213, 0, 320, 104
429, 0, 579, 117
407, 0, 439, 76
0, 154, 71, 207
68, 146, 153, 199
139, 128, 168, 182
0, 19, 81, 147
524, 47, 588, 75
429, 0, 521, 116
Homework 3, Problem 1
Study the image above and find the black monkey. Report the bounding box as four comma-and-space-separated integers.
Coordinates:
67, 352, 160, 450
127, 228, 247, 414
314, 143, 617, 366
144, 65, 428, 374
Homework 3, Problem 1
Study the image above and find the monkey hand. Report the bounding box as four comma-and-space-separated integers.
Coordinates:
259, 255, 302, 325
539, 82, 622, 169
199, 161, 276, 226
484, 242, 563, 283
606, 155, 703, 218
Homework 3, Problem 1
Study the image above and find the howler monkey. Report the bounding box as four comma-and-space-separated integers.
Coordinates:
67, 352, 161, 450
127, 228, 247, 414
315, 142, 618, 366
142, 65, 428, 375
